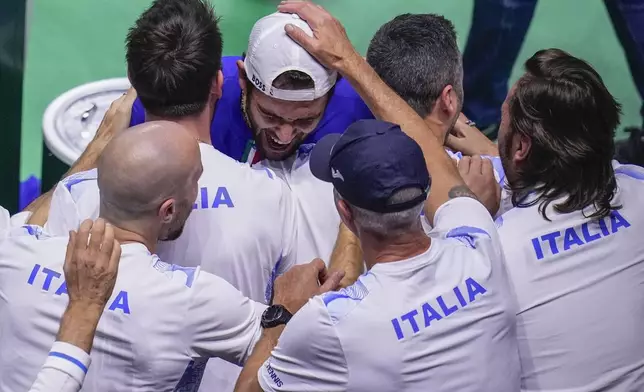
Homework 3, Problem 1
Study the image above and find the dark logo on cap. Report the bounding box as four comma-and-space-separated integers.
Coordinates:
251, 74, 266, 92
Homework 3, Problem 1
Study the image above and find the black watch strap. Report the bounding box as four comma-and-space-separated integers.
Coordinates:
261, 304, 293, 328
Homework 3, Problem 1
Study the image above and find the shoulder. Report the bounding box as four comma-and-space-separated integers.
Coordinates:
148, 255, 202, 289
221, 56, 243, 97
59, 169, 98, 191
222, 56, 241, 77
319, 275, 372, 324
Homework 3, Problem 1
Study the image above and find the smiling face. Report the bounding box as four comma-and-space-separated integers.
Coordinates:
244, 86, 329, 161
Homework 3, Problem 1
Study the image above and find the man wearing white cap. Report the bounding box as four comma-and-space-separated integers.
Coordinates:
130, 12, 372, 165
129, 12, 371, 272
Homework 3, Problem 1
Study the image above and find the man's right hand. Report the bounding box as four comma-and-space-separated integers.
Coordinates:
272, 259, 345, 314
94, 87, 137, 143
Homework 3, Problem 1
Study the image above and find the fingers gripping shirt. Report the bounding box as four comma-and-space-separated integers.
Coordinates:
258, 198, 520, 392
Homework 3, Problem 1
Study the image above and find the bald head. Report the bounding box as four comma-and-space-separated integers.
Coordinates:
97, 121, 202, 228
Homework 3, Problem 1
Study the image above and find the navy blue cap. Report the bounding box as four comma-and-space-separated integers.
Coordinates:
310, 119, 430, 213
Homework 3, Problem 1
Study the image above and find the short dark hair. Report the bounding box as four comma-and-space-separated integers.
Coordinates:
272, 70, 315, 90
507, 48, 621, 220
240, 53, 315, 91
126, 0, 223, 118
366, 14, 462, 118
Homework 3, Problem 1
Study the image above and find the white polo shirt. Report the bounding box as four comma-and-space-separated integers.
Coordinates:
0, 207, 35, 239
45, 143, 298, 391
0, 234, 265, 392
258, 197, 520, 392
259, 145, 339, 266
262, 146, 509, 259
496, 162, 644, 392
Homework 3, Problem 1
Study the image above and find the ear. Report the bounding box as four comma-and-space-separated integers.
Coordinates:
158, 199, 176, 224
211, 70, 224, 99
336, 199, 358, 235
438, 85, 458, 120
237, 60, 247, 92
514, 133, 532, 163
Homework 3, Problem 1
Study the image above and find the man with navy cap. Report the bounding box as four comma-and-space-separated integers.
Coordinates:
234, 119, 519, 392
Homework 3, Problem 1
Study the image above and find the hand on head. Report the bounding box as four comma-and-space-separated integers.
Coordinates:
95, 88, 138, 141
64, 218, 122, 312
278, 1, 359, 70
272, 258, 345, 314
458, 156, 501, 216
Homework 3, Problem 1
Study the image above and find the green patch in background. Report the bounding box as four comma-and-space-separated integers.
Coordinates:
21, 0, 641, 188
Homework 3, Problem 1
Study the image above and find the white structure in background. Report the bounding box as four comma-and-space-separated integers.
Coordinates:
43, 78, 130, 165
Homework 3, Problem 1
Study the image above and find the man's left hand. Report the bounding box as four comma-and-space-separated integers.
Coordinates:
272, 259, 344, 314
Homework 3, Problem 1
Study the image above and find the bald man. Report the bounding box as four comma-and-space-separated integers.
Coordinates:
0, 122, 268, 392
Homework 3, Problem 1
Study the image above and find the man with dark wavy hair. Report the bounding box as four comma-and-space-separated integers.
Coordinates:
496, 48, 644, 391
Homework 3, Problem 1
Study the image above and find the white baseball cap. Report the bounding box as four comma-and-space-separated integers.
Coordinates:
244, 12, 338, 101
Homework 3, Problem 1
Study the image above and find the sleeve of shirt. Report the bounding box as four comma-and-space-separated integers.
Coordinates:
431, 197, 503, 259
45, 173, 100, 236
9, 210, 31, 227
277, 180, 298, 275
186, 270, 267, 366
258, 297, 348, 392
28, 341, 91, 392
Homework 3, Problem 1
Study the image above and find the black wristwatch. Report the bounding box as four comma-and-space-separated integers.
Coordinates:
261, 304, 293, 328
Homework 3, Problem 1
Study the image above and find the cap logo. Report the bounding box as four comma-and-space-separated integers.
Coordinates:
331, 168, 344, 181
251, 74, 266, 93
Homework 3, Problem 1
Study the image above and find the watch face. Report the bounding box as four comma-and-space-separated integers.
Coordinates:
42, 77, 131, 165
263, 305, 284, 323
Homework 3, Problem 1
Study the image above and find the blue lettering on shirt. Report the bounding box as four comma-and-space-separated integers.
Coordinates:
530, 210, 631, 260
265, 362, 284, 388
129, 56, 374, 164
26, 264, 130, 314
391, 277, 487, 340
193, 186, 234, 210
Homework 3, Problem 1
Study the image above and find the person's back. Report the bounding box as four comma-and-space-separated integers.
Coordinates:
310, 208, 519, 390
0, 235, 261, 391
252, 118, 519, 392
498, 162, 644, 390
494, 48, 644, 390
0, 122, 265, 392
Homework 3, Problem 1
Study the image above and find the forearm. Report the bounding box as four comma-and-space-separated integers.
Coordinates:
234, 326, 285, 392
56, 303, 103, 354
328, 223, 363, 288
25, 134, 109, 225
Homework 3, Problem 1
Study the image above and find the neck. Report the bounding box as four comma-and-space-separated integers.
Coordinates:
360, 229, 431, 270
147, 110, 213, 145
423, 114, 449, 144
100, 217, 159, 254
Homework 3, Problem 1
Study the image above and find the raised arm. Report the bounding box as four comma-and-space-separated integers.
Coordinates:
25, 90, 137, 226
278, 1, 477, 222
